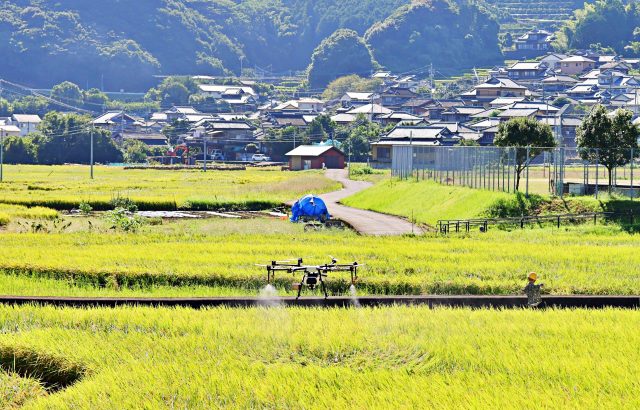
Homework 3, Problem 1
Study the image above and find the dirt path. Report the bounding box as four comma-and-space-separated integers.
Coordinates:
316, 169, 422, 236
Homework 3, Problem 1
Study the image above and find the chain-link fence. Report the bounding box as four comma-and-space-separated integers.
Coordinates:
392, 145, 640, 199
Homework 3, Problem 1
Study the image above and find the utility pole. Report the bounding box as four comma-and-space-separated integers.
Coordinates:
203, 136, 207, 172
90, 127, 94, 180
0, 130, 3, 182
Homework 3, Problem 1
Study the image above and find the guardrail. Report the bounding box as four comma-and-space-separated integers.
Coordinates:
437, 211, 636, 234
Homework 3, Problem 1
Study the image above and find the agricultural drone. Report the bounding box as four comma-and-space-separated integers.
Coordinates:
258, 257, 361, 299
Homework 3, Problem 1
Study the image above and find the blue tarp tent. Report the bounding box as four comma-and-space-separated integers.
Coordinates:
290, 195, 330, 222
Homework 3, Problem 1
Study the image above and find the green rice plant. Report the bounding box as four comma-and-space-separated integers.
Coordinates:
0, 306, 639, 408
0, 212, 9, 226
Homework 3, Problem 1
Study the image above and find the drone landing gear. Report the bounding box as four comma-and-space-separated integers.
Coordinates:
295, 270, 328, 299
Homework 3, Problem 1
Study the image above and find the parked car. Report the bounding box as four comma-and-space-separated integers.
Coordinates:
251, 154, 271, 162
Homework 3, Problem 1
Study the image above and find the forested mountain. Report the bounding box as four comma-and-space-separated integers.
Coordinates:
365, 1, 502, 76
555, 0, 640, 55
0, 0, 502, 91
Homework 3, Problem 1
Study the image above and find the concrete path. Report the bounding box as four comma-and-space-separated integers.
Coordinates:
316, 169, 422, 236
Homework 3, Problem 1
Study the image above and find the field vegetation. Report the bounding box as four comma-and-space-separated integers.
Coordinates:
0, 305, 638, 408
342, 179, 512, 224
0, 166, 339, 211
342, 178, 640, 225
0, 219, 639, 296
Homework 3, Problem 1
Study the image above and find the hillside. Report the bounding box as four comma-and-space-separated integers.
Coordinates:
365, 1, 502, 76
484, 0, 587, 37
0, 0, 503, 91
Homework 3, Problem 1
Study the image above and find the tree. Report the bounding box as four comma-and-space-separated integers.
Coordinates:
307, 29, 377, 89
122, 140, 151, 164
495, 117, 557, 190
12, 96, 49, 117
552, 97, 570, 107
2, 136, 37, 164
459, 139, 479, 147
84, 88, 109, 110
37, 112, 123, 164
576, 106, 640, 190
146, 77, 199, 107
344, 115, 382, 161
0, 98, 12, 116
321, 75, 382, 100
162, 120, 191, 146
305, 115, 337, 142
51, 81, 83, 105
364, 1, 502, 75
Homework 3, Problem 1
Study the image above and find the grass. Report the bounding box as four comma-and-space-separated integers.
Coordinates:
342, 179, 511, 225
0, 165, 340, 210
0, 305, 638, 408
342, 177, 640, 226
1, 221, 640, 296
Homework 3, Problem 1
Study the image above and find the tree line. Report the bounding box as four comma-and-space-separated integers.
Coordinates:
0, 112, 165, 165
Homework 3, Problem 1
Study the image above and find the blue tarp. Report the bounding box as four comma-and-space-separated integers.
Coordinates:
290, 195, 330, 222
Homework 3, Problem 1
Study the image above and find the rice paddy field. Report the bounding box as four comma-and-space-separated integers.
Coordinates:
1, 166, 639, 408
0, 165, 339, 210
0, 218, 639, 296
1, 306, 639, 409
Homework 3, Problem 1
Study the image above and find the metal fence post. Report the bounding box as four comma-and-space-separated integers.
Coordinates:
525, 147, 530, 197
631, 148, 634, 200
595, 148, 599, 199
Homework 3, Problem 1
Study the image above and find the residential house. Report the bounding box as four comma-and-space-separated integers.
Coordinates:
164, 106, 202, 122
540, 53, 568, 70
559, 56, 596, 75
566, 84, 599, 100
425, 100, 463, 120
190, 119, 257, 161
539, 115, 583, 148
340, 92, 381, 108
374, 112, 423, 126
197, 84, 256, 99
11, 114, 41, 136
380, 87, 418, 109
541, 75, 579, 93
507, 61, 548, 80
330, 113, 357, 125
466, 118, 502, 145
273, 99, 324, 113
599, 61, 632, 75
371, 125, 459, 162
514, 29, 554, 52
440, 106, 485, 122
0, 123, 21, 137
488, 97, 526, 108
346, 104, 392, 121
400, 98, 434, 116
93, 111, 143, 132
461, 77, 528, 104
113, 132, 168, 147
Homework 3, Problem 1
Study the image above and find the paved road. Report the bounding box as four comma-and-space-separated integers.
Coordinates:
316, 169, 422, 236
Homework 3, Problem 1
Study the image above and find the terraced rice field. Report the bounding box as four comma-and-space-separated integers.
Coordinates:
486, 0, 586, 36
1, 306, 638, 409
